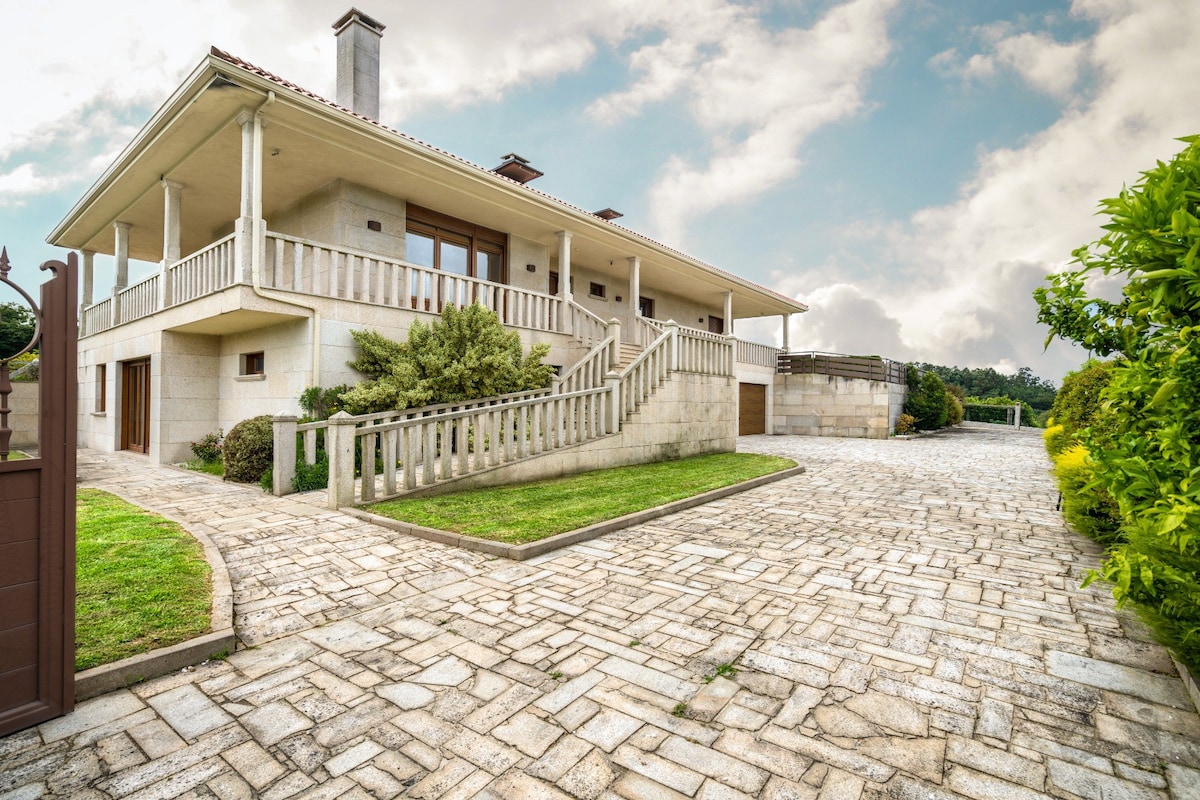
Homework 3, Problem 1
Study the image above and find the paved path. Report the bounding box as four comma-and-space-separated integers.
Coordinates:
4, 428, 1200, 799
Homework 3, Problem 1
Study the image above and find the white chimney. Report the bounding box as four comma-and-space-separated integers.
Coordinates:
333, 8, 385, 120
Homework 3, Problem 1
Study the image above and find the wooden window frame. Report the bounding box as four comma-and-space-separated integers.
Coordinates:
589, 282, 606, 299
95, 363, 106, 413
405, 204, 508, 283
241, 352, 265, 376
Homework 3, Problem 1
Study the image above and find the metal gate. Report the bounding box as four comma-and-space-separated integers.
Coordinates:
0, 249, 78, 736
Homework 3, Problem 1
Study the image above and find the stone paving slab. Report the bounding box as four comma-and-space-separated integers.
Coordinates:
3, 428, 1199, 798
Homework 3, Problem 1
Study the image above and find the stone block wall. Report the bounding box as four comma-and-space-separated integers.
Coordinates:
773, 373, 906, 439
6, 382, 38, 449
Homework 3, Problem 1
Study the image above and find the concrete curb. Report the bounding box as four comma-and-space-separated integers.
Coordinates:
75, 484, 238, 701
1173, 656, 1200, 717
343, 464, 807, 561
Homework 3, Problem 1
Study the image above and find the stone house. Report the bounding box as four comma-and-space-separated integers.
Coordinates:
48, 10, 903, 482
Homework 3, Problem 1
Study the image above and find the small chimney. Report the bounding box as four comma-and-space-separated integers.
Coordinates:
493, 153, 544, 184
334, 8, 385, 120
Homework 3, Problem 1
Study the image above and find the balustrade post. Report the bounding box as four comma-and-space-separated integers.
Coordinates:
607, 318, 622, 365
665, 320, 679, 373
606, 371, 621, 432
726, 335, 737, 377
326, 411, 357, 509
272, 413, 298, 496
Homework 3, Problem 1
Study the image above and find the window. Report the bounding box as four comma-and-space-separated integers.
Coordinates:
589, 282, 606, 299
405, 204, 506, 282
95, 364, 107, 413
241, 352, 265, 376
708, 315, 725, 334
638, 297, 655, 318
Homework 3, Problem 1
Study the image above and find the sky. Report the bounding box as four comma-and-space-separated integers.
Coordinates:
2, 0, 1199, 385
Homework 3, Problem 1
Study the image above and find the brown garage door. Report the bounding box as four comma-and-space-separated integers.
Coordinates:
739, 383, 766, 435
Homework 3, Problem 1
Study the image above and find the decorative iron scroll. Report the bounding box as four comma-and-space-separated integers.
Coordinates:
0, 247, 43, 461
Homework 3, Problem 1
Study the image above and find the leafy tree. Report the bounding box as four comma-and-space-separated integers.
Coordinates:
341, 303, 555, 413
1034, 134, 1200, 673
914, 362, 1057, 411
0, 301, 37, 360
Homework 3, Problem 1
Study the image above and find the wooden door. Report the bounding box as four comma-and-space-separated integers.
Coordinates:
122, 359, 150, 453
739, 383, 766, 435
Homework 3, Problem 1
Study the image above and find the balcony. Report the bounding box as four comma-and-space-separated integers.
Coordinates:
78, 232, 780, 375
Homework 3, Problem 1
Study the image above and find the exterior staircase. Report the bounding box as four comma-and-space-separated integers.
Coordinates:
276, 311, 734, 508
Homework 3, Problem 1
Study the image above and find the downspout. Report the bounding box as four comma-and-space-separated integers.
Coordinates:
248, 91, 322, 388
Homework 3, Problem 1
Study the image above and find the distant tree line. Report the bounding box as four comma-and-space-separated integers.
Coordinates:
912, 363, 1057, 411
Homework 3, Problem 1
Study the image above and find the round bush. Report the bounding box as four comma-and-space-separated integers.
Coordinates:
223, 415, 274, 484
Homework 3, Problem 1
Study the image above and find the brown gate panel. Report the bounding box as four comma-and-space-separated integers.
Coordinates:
739, 383, 767, 436
0, 250, 77, 737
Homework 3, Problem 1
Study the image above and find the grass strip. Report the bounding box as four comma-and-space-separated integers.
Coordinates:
76, 488, 212, 671
367, 452, 796, 545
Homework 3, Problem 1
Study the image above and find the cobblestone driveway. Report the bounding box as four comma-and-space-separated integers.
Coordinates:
3, 427, 1199, 798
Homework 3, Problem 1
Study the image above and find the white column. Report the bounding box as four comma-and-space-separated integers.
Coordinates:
113, 222, 131, 290
628, 256, 640, 316
723, 291, 733, 331
160, 180, 183, 308
238, 111, 255, 219
81, 250, 95, 307
161, 180, 183, 265
236, 111, 257, 283
556, 231, 572, 303
781, 313, 790, 352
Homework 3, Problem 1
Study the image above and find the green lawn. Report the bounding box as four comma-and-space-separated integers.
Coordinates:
76, 489, 212, 671
366, 452, 796, 544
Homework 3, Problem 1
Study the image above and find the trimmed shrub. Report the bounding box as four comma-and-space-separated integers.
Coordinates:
1042, 423, 1070, 457
894, 413, 917, 435
1050, 360, 1118, 446
1052, 445, 1122, 545
944, 391, 964, 426
341, 304, 554, 413
223, 415, 274, 484
904, 368, 948, 430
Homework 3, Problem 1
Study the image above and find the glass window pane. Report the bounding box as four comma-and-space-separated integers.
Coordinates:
477, 250, 502, 282
406, 231, 435, 267
441, 241, 469, 275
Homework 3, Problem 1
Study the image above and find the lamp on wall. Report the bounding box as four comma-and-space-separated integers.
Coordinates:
526, 264, 536, 272
615, 295, 622, 302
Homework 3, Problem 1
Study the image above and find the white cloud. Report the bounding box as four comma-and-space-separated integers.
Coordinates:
802, 0, 1200, 379
928, 26, 1087, 98
994, 33, 1087, 98
587, 0, 899, 242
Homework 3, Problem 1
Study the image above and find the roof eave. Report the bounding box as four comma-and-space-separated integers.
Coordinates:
47, 55, 230, 248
